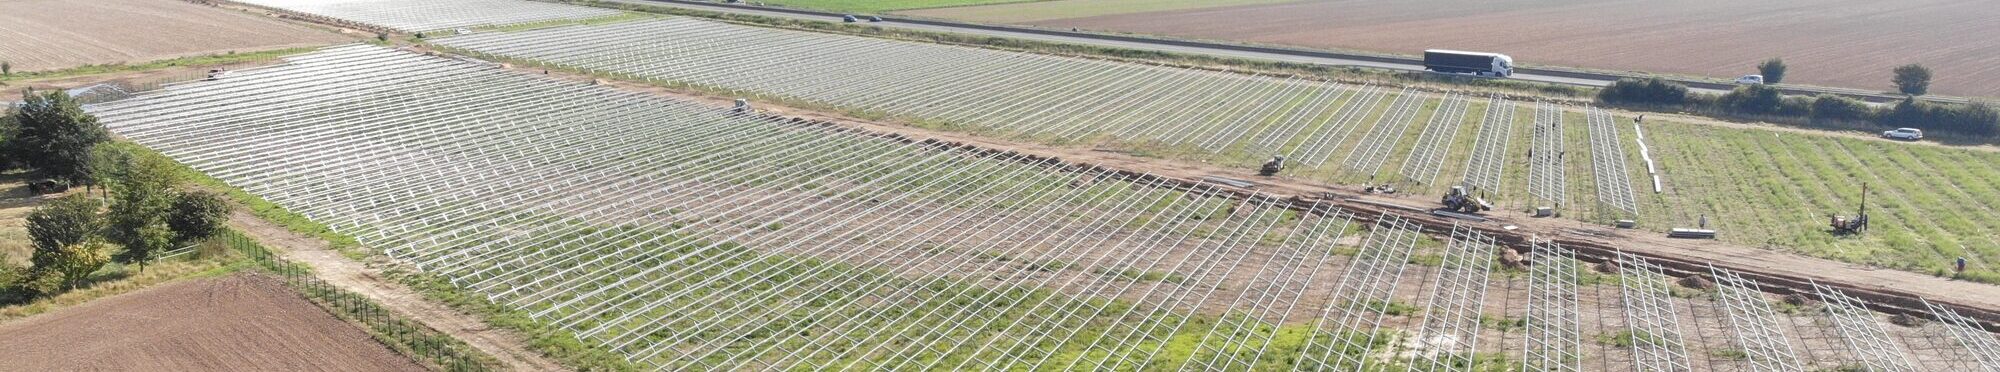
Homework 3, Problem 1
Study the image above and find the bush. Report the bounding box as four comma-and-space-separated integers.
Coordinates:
1809, 94, 1871, 123
1597, 78, 1688, 106
1758, 58, 1787, 84
168, 190, 229, 245
1880, 99, 2000, 136
1719, 84, 1785, 114
1778, 96, 1812, 117
1893, 64, 1932, 96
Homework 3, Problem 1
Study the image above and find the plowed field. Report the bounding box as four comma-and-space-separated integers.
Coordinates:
915, 0, 2000, 97
0, 273, 423, 371
0, 0, 351, 72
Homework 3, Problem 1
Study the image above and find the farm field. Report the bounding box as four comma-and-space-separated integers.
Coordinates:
893, 0, 1300, 22
0, 273, 424, 371
913, 0, 2000, 97
0, 0, 352, 73
751, 0, 1047, 14
436, 17, 2000, 282
89, 44, 2000, 371
231, 0, 623, 33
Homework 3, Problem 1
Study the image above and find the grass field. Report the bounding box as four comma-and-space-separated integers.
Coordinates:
897, 0, 1302, 23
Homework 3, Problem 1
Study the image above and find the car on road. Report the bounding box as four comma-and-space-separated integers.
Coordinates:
842, 15, 857, 23
1734, 75, 1765, 85
1882, 128, 1923, 140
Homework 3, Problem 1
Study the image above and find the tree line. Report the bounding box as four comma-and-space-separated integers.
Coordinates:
1598, 63, 1996, 137
0, 89, 228, 301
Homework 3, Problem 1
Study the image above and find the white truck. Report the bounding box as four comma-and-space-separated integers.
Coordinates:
1423, 49, 1513, 77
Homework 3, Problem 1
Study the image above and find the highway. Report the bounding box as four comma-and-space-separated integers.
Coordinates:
616, 0, 1966, 105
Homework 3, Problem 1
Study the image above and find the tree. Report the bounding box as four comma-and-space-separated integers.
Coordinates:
2, 61, 11, 76
26, 195, 101, 264
41, 240, 110, 291
103, 152, 182, 267
1757, 58, 1787, 84
8, 90, 110, 185
168, 190, 228, 245
1893, 64, 1932, 96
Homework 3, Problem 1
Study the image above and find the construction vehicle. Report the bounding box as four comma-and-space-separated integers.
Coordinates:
1440, 186, 1492, 214
1258, 156, 1284, 176
1830, 184, 1869, 235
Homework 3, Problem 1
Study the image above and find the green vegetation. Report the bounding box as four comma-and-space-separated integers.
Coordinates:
1095, 266, 1187, 283
1597, 78, 1688, 107
1758, 58, 1787, 84
1893, 64, 1932, 96
1596, 330, 1664, 348
1357, 300, 1418, 316
7, 89, 110, 185
752, 0, 1046, 14
1600, 75, 1998, 136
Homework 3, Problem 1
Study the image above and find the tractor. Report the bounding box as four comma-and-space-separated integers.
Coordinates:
1440, 186, 1491, 214
1831, 184, 1869, 235
1258, 156, 1285, 177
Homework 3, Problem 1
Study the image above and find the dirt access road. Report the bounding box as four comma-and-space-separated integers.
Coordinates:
0, 273, 424, 371
917, 0, 2000, 98
226, 211, 570, 371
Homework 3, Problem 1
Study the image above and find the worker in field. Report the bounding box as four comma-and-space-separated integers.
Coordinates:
1958, 257, 1969, 275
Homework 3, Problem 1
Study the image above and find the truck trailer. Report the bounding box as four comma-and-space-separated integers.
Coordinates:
1423, 49, 1513, 77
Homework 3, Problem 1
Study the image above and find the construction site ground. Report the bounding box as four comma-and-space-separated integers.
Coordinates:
542, 66, 2000, 325
37, 49, 1967, 371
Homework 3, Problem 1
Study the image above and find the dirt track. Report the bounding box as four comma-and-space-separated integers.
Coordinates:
226, 210, 571, 371
0, 273, 423, 371
981, 0, 2000, 97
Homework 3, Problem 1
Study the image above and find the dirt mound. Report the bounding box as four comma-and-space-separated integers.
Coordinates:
1677, 275, 1715, 290
0, 273, 423, 371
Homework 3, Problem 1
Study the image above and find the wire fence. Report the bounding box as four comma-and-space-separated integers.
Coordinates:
217, 230, 495, 371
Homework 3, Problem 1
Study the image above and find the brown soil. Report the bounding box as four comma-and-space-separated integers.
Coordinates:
1005, 0, 2000, 98
0, 273, 424, 371
0, 0, 354, 73
225, 210, 571, 371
